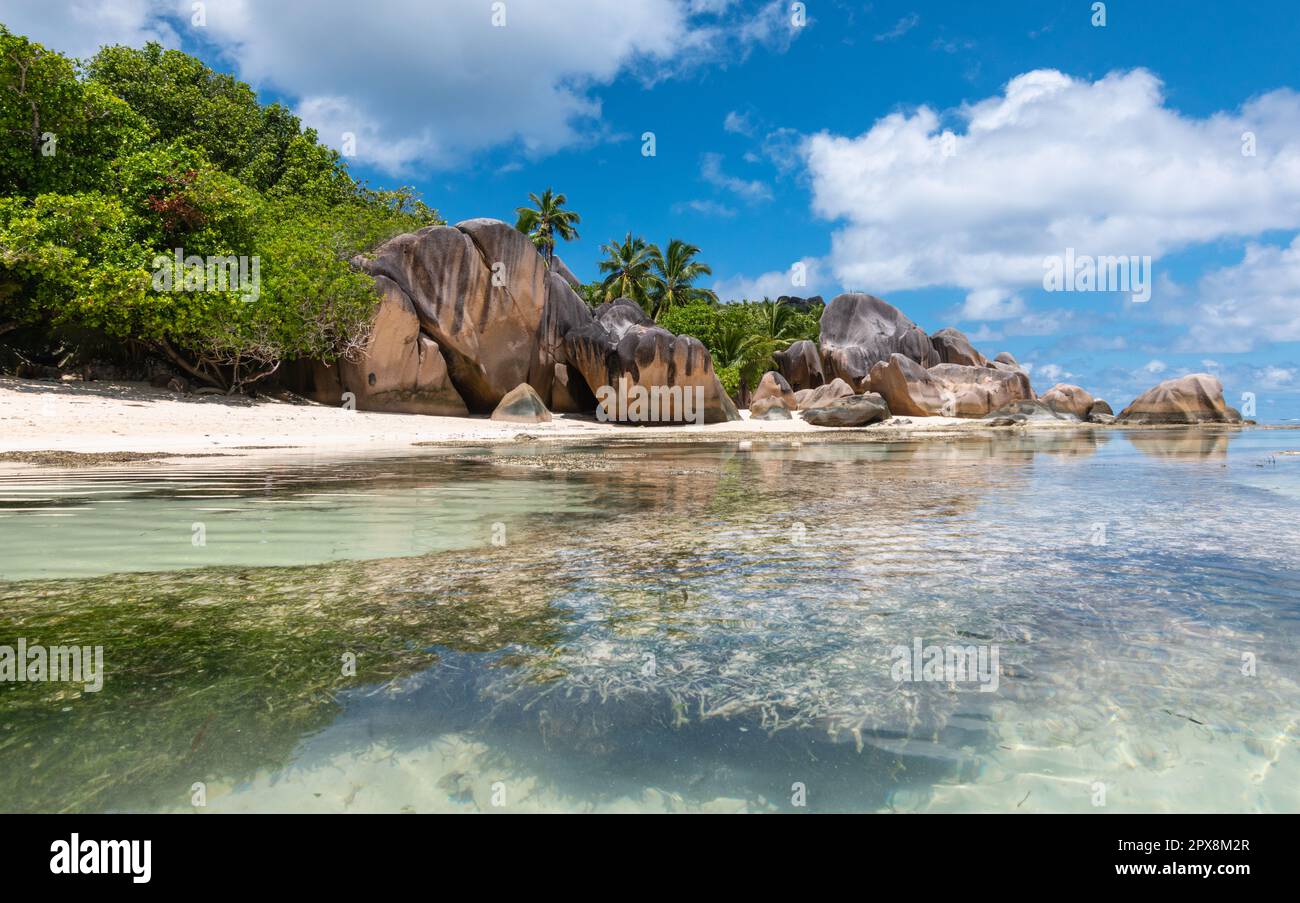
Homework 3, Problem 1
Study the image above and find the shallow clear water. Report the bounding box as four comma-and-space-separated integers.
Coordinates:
1, 428, 1298, 813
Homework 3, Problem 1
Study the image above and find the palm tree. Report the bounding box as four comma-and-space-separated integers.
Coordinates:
597, 233, 656, 309
514, 188, 581, 264
647, 239, 716, 321
753, 298, 809, 352
711, 319, 768, 408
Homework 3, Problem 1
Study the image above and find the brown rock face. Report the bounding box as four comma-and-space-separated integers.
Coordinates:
1040, 383, 1096, 419
929, 363, 1035, 416
280, 275, 468, 415
773, 340, 825, 391
929, 327, 988, 367
794, 377, 855, 410
801, 393, 892, 427
491, 383, 552, 423
752, 371, 798, 411
356, 218, 592, 413
867, 354, 1034, 417
866, 354, 947, 416
819, 294, 938, 391
1118, 374, 1242, 424
563, 300, 739, 425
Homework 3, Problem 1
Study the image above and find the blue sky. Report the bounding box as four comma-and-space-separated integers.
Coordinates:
4, 0, 1300, 419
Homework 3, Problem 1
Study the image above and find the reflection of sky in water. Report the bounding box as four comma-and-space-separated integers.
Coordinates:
1, 427, 1298, 812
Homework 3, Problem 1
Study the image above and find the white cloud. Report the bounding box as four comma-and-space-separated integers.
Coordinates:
805, 69, 1300, 296
0, 0, 180, 59
1178, 236, 1300, 351
700, 152, 773, 202
958, 288, 1025, 320
723, 110, 755, 136
713, 257, 823, 301
672, 199, 737, 217
4, 0, 801, 173
875, 14, 919, 42
1144, 359, 1167, 374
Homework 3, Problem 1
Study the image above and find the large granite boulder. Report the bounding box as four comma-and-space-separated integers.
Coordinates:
930, 327, 988, 367
819, 294, 938, 392
801, 393, 892, 428
491, 383, 552, 423
773, 339, 825, 391
355, 218, 592, 413
1118, 374, 1242, 424
930, 363, 1035, 416
866, 354, 948, 416
564, 300, 740, 425
868, 353, 1034, 418
1040, 383, 1095, 419
281, 275, 468, 415
794, 377, 855, 410
551, 255, 582, 289
752, 371, 798, 411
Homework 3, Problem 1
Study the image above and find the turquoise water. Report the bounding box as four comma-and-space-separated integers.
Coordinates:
1, 428, 1297, 812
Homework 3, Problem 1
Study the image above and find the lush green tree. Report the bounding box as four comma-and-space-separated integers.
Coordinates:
514, 188, 580, 264
646, 238, 715, 320
0, 29, 441, 391
0, 28, 151, 196
597, 232, 656, 309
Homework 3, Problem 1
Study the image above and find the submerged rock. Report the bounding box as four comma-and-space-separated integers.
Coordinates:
1118, 374, 1241, 424
491, 383, 552, 423
818, 293, 938, 391
801, 393, 891, 427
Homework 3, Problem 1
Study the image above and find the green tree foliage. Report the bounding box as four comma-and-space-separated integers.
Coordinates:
659, 299, 819, 397
0, 28, 440, 390
646, 238, 716, 320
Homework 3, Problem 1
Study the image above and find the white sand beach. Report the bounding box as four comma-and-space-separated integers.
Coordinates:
0, 376, 1034, 458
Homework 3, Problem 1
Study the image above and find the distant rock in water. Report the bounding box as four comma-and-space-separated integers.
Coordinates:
491, 383, 552, 423
801, 393, 891, 427
929, 327, 988, 368
1040, 383, 1095, 419
819, 293, 938, 392
1118, 374, 1242, 424
774, 340, 824, 391
794, 377, 854, 410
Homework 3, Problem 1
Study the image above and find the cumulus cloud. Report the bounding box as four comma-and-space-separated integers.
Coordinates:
713, 257, 823, 302
805, 69, 1300, 297
0, 0, 180, 59
1178, 236, 1300, 351
4, 0, 802, 173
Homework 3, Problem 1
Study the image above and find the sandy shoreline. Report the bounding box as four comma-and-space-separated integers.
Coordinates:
0, 376, 1280, 462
